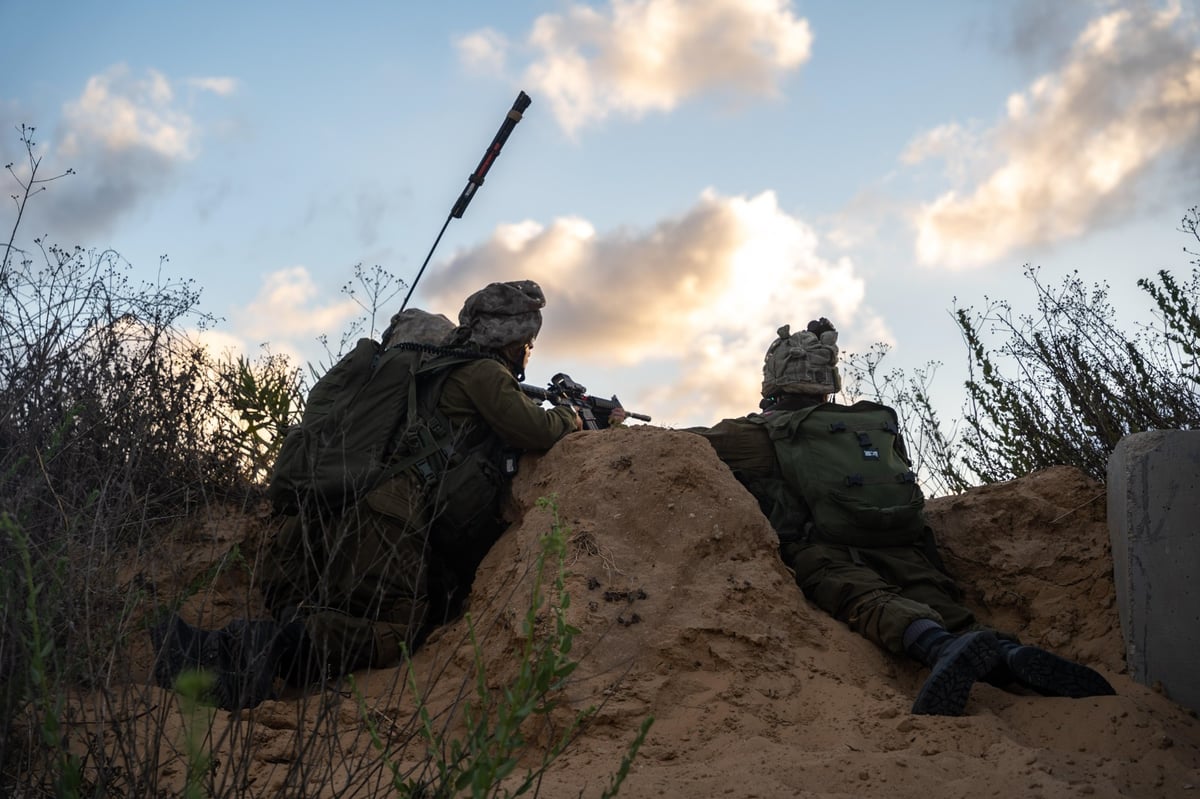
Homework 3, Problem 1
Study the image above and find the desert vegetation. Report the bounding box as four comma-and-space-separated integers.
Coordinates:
2, 118, 1197, 795
841, 206, 1200, 497
0, 126, 647, 797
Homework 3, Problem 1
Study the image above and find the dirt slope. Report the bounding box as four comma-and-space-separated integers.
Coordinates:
111, 426, 1200, 797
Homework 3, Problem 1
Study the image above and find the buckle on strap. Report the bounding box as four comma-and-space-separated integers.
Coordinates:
389, 424, 449, 486
412, 458, 438, 486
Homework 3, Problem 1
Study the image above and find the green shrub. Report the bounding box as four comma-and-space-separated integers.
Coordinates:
843, 205, 1200, 491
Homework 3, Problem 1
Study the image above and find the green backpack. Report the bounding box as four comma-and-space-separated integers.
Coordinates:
266, 339, 476, 514
761, 401, 926, 548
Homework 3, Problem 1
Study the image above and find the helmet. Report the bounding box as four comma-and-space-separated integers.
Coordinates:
382, 307, 455, 350
761, 318, 841, 400
454, 280, 545, 350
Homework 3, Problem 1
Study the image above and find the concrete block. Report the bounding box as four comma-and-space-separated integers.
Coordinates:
1108, 430, 1200, 713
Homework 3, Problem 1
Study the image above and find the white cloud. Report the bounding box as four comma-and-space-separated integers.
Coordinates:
59, 65, 192, 160
38, 65, 214, 241
187, 76, 239, 96
911, 3, 1200, 268
902, 123, 971, 166
455, 28, 509, 75
184, 327, 248, 361
231, 266, 360, 344
466, 0, 813, 135
418, 189, 886, 424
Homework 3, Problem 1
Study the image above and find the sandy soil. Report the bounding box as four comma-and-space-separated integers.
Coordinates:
59, 425, 1200, 797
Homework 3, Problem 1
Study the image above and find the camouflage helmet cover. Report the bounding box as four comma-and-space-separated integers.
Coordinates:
456, 279, 546, 350
761, 320, 841, 399
382, 307, 455, 350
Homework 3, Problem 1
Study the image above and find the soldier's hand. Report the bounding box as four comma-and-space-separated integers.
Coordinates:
570, 407, 584, 431
608, 406, 627, 427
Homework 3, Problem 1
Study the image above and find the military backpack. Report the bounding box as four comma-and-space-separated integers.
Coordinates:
761, 400, 927, 548
266, 309, 485, 514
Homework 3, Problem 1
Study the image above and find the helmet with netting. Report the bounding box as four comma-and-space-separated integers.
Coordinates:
453, 279, 545, 350
761, 318, 841, 399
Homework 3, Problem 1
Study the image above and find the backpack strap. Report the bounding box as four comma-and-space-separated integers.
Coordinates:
377, 352, 485, 488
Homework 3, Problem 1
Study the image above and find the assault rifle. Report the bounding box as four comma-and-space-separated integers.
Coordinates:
521, 373, 652, 430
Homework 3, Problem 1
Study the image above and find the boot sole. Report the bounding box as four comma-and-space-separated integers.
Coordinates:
1006, 647, 1116, 698
912, 632, 1003, 716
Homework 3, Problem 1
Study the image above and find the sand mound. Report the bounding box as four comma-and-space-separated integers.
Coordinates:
54, 426, 1200, 798
410, 427, 1199, 798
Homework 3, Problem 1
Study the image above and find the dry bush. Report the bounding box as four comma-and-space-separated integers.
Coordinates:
843, 206, 1200, 494
1, 124, 646, 797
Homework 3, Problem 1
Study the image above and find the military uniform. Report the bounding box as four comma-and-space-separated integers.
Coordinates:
694, 414, 978, 655
261, 317, 576, 678
690, 319, 1115, 716
149, 280, 588, 711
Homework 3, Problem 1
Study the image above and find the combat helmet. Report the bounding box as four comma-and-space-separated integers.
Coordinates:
761, 317, 841, 402
451, 279, 546, 350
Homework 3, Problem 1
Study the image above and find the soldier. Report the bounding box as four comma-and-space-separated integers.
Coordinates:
152, 280, 620, 709
691, 318, 1114, 715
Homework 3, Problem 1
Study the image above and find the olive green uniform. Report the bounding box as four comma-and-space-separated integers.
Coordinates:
694, 414, 978, 655
262, 356, 576, 676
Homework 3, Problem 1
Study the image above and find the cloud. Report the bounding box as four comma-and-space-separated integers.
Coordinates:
59, 66, 192, 160
187, 76, 239, 96
36, 65, 204, 242
986, 0, 1108, 68
465, 0, 813, 135
455, 28, 509, 75
230, 266, 359, 344
181, 267, 358, 375
911, 3, 1200, 268
418, 189, 885, 424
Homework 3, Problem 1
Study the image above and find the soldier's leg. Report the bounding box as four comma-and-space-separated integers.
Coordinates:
784, 542, 945, 654
788, 543, 1001, 716
873, 546, 1114, 698
867, 545, 980, 635
292, 477, 432, 678
152, 509, 325, 709
259, 507, 334, 617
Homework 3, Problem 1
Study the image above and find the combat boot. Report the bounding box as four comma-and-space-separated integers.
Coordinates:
212, 619, 293, 710
992, 639, 1116, 698
149, 613, 222, 692
150, 614, 304, 711
907, 626, 1003, 716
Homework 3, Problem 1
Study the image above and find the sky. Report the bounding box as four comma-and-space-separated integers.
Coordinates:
3, 0, 1199, 433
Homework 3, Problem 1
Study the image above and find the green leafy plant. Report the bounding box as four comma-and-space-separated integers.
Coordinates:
3, 512, 83, 798
175, 669, 218, 799
213, 351, 304, 483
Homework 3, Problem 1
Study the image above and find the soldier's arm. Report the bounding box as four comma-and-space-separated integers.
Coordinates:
689, 417, 810, 541
688, 417, 778, 477
443, 359, 578, 450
